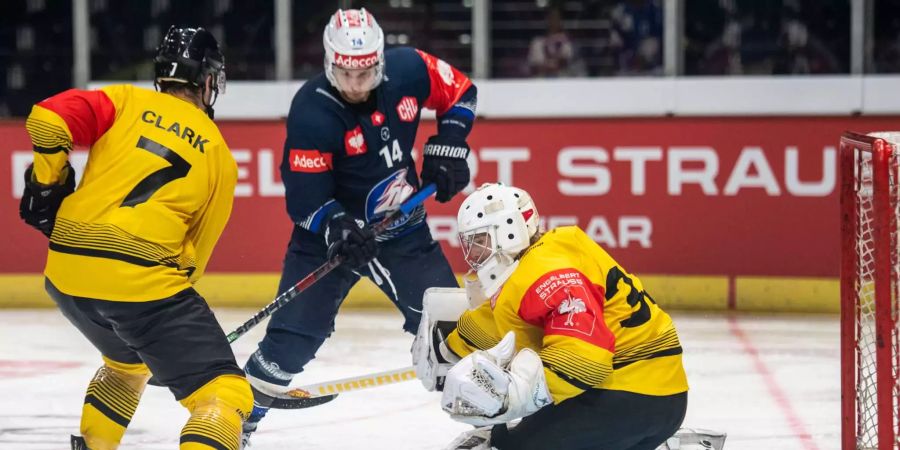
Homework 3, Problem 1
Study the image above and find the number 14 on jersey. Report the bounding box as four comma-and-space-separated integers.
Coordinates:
379, 140, 403, 168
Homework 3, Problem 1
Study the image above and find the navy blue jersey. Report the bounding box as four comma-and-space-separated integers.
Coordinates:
281, 47, 477, 240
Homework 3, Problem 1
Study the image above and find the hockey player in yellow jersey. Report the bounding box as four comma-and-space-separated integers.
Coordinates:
18, 27, 251, 450
413, 183, 689, 450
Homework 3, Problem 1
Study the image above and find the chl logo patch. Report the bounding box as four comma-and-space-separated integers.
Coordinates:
289, 149, 332, 173
396, 96, 418, 122
345, 126, 367, 156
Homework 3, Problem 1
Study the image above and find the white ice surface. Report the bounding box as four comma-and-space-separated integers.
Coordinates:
0, 309, 840, 449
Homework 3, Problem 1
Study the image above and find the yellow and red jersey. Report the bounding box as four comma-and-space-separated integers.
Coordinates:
446, 226, 688, 404
25, 84, 237, 301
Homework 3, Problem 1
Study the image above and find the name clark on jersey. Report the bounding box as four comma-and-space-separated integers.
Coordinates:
289, 149, 333, 173
423, 143, 467, 158
141, 110, 209, 152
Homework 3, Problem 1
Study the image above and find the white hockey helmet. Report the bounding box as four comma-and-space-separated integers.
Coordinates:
457, 183, 540, 299
323, 8, 385, 91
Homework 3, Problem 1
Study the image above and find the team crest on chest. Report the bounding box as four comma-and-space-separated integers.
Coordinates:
365, 168, 416, 229
396, 96, 418, 122
344, 125, 367, 156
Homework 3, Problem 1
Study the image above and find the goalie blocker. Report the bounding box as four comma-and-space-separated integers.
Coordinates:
412, 287, 468, 391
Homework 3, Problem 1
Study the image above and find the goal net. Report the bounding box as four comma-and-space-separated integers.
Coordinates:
840, 131, 900, 450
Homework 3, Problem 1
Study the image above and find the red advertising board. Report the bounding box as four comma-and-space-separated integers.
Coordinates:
2, 117, 897, 278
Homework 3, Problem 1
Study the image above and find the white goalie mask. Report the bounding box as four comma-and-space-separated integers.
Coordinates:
323, 8, 385, 94
457, 183, 540, 300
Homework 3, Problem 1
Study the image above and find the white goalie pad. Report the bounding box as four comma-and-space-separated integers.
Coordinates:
443, 425, 493, 450
657, 428, 727, 450
412, 288, 469, 391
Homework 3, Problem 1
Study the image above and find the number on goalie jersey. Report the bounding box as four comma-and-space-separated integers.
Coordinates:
21, 26, 252, 450
441, 183, 689, 450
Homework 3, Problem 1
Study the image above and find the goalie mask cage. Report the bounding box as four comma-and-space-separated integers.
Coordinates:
841, 131, 900, 450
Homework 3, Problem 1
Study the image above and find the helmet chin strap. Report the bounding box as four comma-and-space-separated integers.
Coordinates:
475, 253, 520, 299
203, 85, 218, 119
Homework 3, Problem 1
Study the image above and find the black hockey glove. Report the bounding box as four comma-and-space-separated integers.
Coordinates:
19, 163, 76, 238
324, 212, 378, 269
420, 135, 470, 203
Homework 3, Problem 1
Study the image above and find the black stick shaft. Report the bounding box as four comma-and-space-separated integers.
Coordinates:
224, 184, 436, 343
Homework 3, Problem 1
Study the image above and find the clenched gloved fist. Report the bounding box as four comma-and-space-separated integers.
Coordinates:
420, 134, 470, 203
324, 212, 378, 268
19, 163, 76, 238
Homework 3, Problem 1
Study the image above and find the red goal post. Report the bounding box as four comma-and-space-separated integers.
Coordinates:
840, 131, 900, 450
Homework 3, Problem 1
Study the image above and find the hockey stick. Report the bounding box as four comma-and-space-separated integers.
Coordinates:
225, 183, 436, 343
265, 365, 417, 409
292, 366, 416, 397
147, 185, 435, 402
228, 185, 435, 409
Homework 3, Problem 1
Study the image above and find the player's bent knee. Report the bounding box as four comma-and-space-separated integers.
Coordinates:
100, 356, 151, 390
179, 374, 252, 450
81, 362, 151, 450
179, 374, 253, 415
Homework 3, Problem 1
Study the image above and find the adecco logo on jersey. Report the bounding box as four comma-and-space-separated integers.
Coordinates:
288, 149, 332, 173
397, 96, 418, 122
334, 52, 378, 69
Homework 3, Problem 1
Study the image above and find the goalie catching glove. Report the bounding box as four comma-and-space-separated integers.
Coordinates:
441, 331, 552, 426
420, 134, 470, 203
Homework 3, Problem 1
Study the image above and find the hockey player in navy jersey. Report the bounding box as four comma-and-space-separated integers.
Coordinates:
240, 8, 476, 444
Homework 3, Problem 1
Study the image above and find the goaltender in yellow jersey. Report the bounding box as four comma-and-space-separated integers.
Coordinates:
446, 225, 687, 401
419, 183, 688, 450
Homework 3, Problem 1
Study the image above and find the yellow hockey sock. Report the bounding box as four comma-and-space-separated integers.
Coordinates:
80, 358, 150, 450
179, 374, 252, 450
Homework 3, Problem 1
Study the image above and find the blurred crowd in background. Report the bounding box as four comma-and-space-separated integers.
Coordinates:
1, 0, 899, 116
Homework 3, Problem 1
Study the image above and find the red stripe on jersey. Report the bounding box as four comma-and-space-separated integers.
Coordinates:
414, 49, 472, 116
518, 269, 615, 351
37, 89, 116, 146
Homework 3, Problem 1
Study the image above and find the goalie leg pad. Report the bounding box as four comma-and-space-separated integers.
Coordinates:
413, 288, 469, 391
444, 425, 494, 450
658, 428, 727, 450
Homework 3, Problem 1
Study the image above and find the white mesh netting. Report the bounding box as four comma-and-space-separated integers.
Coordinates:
850, 133, 900, 449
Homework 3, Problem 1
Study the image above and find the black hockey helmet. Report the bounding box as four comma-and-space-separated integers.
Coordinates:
154, 26, 226, 96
